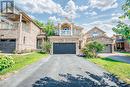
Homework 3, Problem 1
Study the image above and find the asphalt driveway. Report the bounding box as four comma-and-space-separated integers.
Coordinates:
0, 55, 125, 87
98, 53, 130, 64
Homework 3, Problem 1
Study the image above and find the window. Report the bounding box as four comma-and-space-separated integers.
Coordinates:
119, 36, 122, 39
23, 37, 26, 44
92, 32, 98, 37
63, 28, 69, 30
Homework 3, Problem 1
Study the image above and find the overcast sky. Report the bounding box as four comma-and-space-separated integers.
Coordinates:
14, 0, 127, 36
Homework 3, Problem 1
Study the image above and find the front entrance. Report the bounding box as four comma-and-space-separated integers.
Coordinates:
53, 43, 76, 54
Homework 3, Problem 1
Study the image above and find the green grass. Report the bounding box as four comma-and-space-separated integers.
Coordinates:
120, 52, 130, 56
87, 58, 130, 84
0, 52, 48, 75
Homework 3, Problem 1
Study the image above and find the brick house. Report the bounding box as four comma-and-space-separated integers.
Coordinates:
113, 35, 130, 52
0, 7, 45, 53
49, 20, 83, 54
82, 27, 115, 53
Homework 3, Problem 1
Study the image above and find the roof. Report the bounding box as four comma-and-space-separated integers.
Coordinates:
83, 27, 106, 37
87, 27, 106, 33
87, 35, 114, 42
20, 12, 43, 30
1, 6, 43, 31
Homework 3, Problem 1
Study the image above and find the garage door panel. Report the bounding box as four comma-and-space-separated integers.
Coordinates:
102, 44, 112, 53
53, 43, 76, 54
0, 39, 16, 53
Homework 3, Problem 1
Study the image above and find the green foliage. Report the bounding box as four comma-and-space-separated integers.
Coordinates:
113, 0, 130, 40
0, 52, 48, 75
82, 41, 104, 58
88, 58, 130, 84
44, 20, 56, 36
122, 0, 130, 19
34, 20, 56, 37
112, 22, 130, 40
0, 55, 15, 71
42, 41, 51, 53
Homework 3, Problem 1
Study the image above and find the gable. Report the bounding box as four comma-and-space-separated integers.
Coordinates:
87, 36, 114, 44
86, 27, 106, 37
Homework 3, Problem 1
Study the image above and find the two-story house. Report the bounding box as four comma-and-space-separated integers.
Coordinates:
0, 7, 45, 53
82, 27, 114, 53
49, 20, 83, 54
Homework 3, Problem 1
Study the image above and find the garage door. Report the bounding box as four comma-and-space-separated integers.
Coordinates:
53, 43, 76, 54
0, 39, 16, 53
102, 44, 112, 53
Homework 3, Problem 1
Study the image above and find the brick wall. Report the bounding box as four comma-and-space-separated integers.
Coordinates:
124, 41, 130, 52
18, 22, 41, 52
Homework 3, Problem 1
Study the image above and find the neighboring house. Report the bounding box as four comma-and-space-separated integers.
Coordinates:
82, 27, 115, 53
113, 35, 130, 52
0, 7, 45, 53
124, 41, 130, 52
113, 35, 125, 51
49, 20, 83, 54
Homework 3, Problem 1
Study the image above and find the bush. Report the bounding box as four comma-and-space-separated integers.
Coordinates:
82, 41, 104, 58
42, 41, 51, 53
0, 55, 15, 71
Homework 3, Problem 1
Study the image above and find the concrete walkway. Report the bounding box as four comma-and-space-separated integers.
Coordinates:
0, 54, 126, 87
98, 53, 130, 64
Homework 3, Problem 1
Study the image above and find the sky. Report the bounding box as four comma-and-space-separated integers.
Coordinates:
5, 0, 129, 36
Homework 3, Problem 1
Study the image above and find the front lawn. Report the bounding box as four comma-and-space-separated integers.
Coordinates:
87, 58, 130, 84
0, 52, 48, 75
120, 52, 130, 57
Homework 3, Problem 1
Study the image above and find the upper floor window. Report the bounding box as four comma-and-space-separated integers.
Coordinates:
23, 36, 26, 44
92, 32, 99, 37
63, 28, 69, 30
119, 36, 122, 39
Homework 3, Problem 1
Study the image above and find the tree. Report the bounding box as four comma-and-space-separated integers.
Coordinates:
82, 41, 104, 58
122, 0, 130, 19
113, 22, 130, 40
34, 20, 56, 40
42, 41, 51, 53
113, 0, 130, 40
44, 20, 55, 36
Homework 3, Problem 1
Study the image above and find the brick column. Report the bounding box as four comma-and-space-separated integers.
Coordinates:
71, 24, 73, 36
16, 13, 23, 53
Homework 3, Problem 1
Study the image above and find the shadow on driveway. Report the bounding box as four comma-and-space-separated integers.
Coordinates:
32, 72, 128, 87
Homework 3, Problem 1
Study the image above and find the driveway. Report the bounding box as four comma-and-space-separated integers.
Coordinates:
98, 53, 130, 64
0, 55, 125, 87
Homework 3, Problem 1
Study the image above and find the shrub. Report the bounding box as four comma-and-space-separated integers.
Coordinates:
42, 41, 51, 53
82, 41, 104, 58
0, 55, 15, 71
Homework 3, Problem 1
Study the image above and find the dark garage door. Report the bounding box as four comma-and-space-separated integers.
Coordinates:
0, 39, 16, 53
53, 43, 76, 54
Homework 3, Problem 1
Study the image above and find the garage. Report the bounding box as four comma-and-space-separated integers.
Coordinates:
102, 44, 112, 53
53, 43, 76, 54
0, 39, 16, 53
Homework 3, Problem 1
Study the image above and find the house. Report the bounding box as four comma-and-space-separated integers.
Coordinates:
49, 20, 83, 54
113, 35, 130, 52
0, 7, 45, 53
113, 35, 125, 51
82, 27, 115, 53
